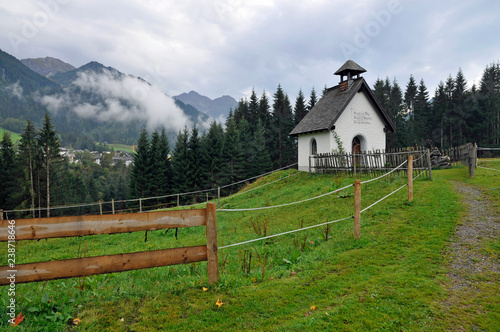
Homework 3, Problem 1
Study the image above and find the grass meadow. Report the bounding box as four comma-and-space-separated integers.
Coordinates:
1, 160, 499, 331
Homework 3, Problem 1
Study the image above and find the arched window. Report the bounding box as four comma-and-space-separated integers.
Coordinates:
311, 139, 317, 155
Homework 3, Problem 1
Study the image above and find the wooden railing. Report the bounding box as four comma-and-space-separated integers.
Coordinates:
0, 203, 219, 285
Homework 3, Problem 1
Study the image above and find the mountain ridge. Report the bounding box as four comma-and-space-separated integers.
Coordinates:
174, 90, 237, 119
20, 56, 75, 78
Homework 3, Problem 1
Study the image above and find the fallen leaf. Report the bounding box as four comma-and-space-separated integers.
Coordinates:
10, 313, 25, 326
251, 277, 256, 283
72, 318, 81, 325
215, 298, 224, 308
202, 287, 208, 292
310, 305, 317, 311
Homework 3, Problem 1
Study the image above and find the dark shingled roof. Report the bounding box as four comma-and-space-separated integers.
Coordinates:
289, 77, 396, 136
334, 60, 366, 77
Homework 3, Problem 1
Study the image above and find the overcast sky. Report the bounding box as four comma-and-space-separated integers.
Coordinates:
1, 0, 499, 101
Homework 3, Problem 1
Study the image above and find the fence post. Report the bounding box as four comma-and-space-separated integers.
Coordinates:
354, 180, 361, 239
139, 198, 142, 213
353, 154, 357, 178
309, 156, 311, 174
0, 209, 3, 221
99, 200, 102, 215
205, 202, 219, 284
177, 194, 180, 207
469, 144, 476, 178
426, 149, 433, 180
217, 187, 221, 208
408, 155, 413, 202
112, 199, 115, 214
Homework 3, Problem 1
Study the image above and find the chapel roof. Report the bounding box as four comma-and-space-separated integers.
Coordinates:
289, 76, 396, 136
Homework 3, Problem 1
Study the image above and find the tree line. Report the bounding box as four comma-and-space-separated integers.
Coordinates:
128, 85, 318, 204
0, 113, 130, 216
375, 61, 500, 149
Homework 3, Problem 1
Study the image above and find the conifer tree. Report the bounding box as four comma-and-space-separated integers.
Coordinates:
294, 89, 308, 125
129, 128, 151, 200
0, 132, 17, 210
38, 113, 60, 217
186, 126, 206, 192
171, 127, 190, 195
271, 85, 296, 168
308, 87, 318, 111
250, 120, 273, 176
414, 79, 431, 144
222, 113, 243, 184
203, 121, 224, 187
17, 120, 38, 214
158, 129, 172, 195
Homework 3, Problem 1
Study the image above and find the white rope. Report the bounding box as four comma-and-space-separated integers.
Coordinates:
477, 147, 500, 151
217, 182, 353, 212
220, 163, 298, 189
220, 172, 300, 201
360, 159, 408, 185
478, 166, 500, 172
218, 216, 352, 249
360, 183, 407, 214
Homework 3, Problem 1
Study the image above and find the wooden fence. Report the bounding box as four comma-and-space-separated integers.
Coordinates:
443, 142, 477, 177
0, 203, 219, 286
309, 147, 431, 178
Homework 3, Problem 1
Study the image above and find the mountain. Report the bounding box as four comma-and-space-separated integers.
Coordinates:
20, 56, 75, 77
174, 90, 237, 119
0, 49, 208, 146
50, 61, 121, 86
0, 49, 61, 94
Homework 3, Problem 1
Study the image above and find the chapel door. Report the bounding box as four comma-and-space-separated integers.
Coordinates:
352, 137, 361, 165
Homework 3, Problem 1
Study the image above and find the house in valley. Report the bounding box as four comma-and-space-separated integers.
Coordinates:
290, 60, 396, 172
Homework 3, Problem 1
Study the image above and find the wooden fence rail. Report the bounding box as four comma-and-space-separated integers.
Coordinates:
0, 203, 219, 285
309, 148, 430, 177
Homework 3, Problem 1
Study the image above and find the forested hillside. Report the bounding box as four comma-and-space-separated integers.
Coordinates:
0, 49, 209, 148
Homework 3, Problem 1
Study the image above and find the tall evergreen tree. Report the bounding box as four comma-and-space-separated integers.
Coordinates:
248, 89, 260, 131
158, 129, 172, 195
308, 87, 318, 111
222, 113, 244, 184
0, 132, 17, 210
129, 128, 151, 200
294, 89, 308, 125
38, 113, 60, 217
203, 121, 224, 187
271, 85, 296, 168
414, 79, 431, 144
17, 120, 38, 214
404, 75, 418, 144
250, 120, 273, 176
171, 127, 190, 195
186, 126, 206, 192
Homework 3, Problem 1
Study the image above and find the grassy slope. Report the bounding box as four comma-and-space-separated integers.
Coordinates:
1, 163, 498, 331
0, 127, 22, 144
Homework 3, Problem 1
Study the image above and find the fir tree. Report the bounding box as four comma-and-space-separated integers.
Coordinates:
0, 132, 17, 210
171, 127, 190, 195
294, 89, 308, 125
308, 87, 318, 111
17, 120, 38, 214
203, 121, 224, 187
38, 113, 60, 217
129, 128, 151, 200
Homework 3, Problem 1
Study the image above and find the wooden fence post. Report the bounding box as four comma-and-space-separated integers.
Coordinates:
205, 202, 219, 284
177, 194, 180, 207
217, 187, 221, 209
408, 155, 413, 202
469, 143, 477, 178
354, 180, 361, 239
426, 149, 433, 180
0, 209, 3, 221
99, 200, 102, 215
139, 198, 142, 212
112, 199, 115, 214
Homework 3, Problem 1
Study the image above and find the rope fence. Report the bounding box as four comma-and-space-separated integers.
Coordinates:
218, 155, 426, 250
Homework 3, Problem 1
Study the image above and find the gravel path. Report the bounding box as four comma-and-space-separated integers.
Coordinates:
443, 182, 500, 329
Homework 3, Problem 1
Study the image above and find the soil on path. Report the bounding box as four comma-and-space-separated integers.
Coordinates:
443, 181, 500, 330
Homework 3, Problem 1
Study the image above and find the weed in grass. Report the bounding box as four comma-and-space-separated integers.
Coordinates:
250, 216, 269, 237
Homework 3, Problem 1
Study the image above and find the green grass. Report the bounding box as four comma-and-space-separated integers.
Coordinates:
1, 164, 499, 331
108, 143, 134, 153
0, 127, 22, 144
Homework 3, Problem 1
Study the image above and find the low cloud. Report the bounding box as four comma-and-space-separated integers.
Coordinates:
40, 69, 190, 132
4, 81, 23, 98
